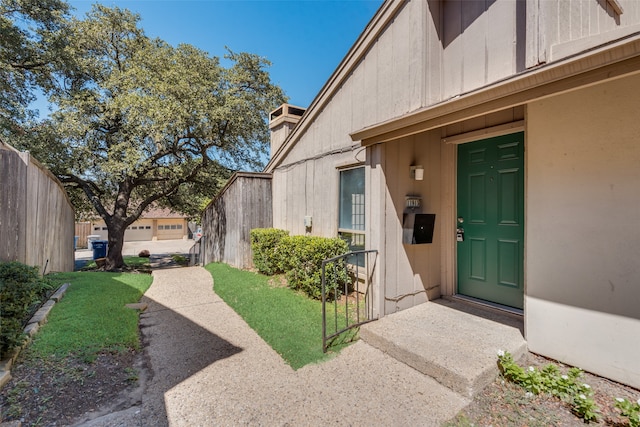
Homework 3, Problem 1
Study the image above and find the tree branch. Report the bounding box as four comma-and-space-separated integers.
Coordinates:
58, 174, 111, 221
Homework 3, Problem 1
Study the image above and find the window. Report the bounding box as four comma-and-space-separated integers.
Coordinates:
338, 166, 365, 254
102, 227, 107, 230
145, 226, 151, 230
131, 226, 137, 230
94, 227, 100, 231
177, 224, 182, 229
170, 224, 177, 230
158, 225, 164, 230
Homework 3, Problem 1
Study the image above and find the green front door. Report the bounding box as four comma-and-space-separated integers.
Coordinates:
457, 133, 524, 309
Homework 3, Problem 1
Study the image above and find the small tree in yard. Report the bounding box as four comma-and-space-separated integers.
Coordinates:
19, 5, 286, 270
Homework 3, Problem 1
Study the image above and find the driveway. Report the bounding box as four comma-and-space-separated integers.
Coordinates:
75, 239, 197, 266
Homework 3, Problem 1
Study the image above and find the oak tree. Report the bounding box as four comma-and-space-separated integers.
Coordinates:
38, 5, 286, 269
0, 0, 70, 135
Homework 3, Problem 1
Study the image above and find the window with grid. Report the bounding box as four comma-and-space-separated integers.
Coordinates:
338, 166, 365, 253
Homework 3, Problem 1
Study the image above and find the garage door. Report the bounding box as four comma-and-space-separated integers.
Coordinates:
157, 221, 185, 240
125, 220, 154, 241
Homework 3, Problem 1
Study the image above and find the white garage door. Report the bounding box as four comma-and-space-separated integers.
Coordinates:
125, 220, 154, 241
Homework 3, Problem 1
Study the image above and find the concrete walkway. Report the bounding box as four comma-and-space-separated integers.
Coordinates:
78, 267, 468, 426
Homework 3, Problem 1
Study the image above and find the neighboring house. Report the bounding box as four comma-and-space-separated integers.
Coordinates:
262, 0, 640, 389
90, 207, 189, 242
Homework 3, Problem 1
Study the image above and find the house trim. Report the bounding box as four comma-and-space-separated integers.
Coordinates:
351, 34, 640, 145
441, 120, 525, 145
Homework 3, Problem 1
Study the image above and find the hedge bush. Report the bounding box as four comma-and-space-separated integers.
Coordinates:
250, 228, 290, 275
251, 229, 351, 300
279, 235, 350, 300
0, 262, 54, 358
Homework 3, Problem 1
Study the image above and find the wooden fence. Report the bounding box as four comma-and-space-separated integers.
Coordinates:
201, 172, 272, 269
0, 141, 75, 273
74, 222, 92, 249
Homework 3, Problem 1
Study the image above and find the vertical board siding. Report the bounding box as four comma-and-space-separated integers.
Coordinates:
0, 145, 74, 273
201, 173, 272, 269
544, 0, 640, 61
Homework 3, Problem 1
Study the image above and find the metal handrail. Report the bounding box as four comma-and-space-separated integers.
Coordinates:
321, 249, 378, 352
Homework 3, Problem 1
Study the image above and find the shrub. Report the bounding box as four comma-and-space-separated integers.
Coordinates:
250, 228, 289, 275
0, 262, 54, 357
138, 249, 150, 257
278, 235, 349, 300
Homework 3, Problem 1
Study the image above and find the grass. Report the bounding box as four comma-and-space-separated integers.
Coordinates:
27, 271, 153, 361
82, 256, 151, 270
205, 262, 356, 370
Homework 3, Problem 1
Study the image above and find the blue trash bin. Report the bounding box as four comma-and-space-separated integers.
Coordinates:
74, 236, 79, 250
92, 240, 108, 260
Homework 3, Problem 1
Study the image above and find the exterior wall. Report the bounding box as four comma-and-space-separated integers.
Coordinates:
272, 150, 358, 236
537, 0, 640, 63
367, 130, 443, 316
201, 173, 272, 269
442, 0, 525, 98
526, 73, 640, 388
0, 144, 74, 273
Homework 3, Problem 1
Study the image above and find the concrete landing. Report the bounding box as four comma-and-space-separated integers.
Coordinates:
359, 298, 527, 398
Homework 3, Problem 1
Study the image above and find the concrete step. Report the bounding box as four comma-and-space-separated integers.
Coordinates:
359, 298, 526, 398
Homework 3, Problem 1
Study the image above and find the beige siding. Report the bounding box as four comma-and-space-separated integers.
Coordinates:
365, 130, 444, 317
541, 0, 640, 62
443, 0, 523, 98
526, 73, 640, 389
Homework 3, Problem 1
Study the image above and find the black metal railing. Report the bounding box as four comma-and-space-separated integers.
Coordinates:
321, 249, 378, 353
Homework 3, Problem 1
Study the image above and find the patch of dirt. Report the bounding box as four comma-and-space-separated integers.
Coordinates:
267, 274, 288, 288
0, 348, 145, 426
445, 352, 640, 426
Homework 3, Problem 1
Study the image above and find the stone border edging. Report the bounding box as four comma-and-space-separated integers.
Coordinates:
0, 283, 70, 389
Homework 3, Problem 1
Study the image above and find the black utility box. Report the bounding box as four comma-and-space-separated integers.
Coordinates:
402, 213, 436, 244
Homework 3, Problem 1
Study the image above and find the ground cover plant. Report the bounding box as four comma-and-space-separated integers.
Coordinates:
206, 262, 355, 370
446, 352, 640, 426
0, 270, 152, 425
0, 262, 55, 358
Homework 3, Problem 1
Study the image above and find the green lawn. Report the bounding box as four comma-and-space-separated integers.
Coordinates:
205, 262, 356, 370
82, 256, 151, 270
28, 271, 153, 361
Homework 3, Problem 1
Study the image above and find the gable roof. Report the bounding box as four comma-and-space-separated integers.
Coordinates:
142, 206, 189, 219
264, 0, 399, 172
265, 0, 640, 163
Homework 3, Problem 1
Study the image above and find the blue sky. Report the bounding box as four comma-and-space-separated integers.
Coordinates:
66, 0, 384, 108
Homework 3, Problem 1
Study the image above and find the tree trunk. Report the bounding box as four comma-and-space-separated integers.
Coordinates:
104, 220, 126, 271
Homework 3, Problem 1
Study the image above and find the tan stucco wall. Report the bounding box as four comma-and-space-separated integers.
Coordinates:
526, 73, 640, 388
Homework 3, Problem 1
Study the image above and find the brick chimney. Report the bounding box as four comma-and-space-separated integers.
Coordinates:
269, 104, 305, 158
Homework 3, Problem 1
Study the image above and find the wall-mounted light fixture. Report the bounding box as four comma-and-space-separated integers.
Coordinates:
410, 165, 424, 181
